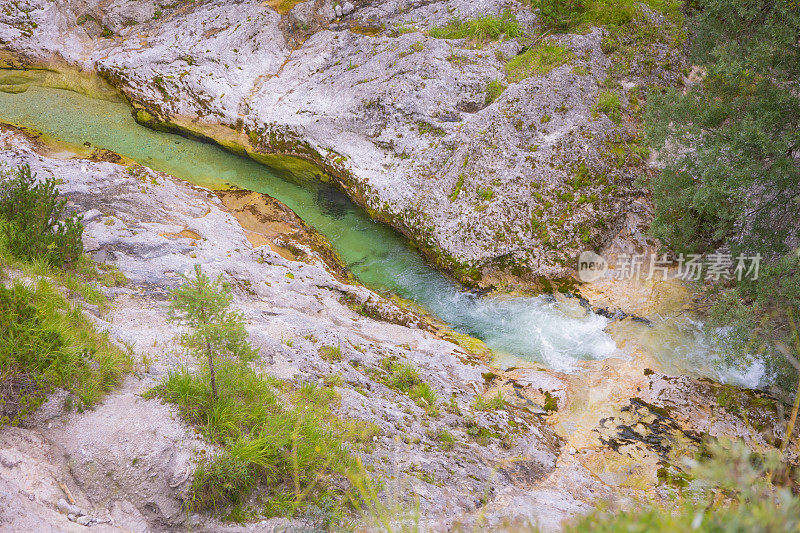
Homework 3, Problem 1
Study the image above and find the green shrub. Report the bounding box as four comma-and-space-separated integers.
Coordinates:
191, 446, 258, 511
0, 280, 131, 426
0, 164, 83, 267
506, 43, 574, 82
485, 79, 506, 105
430, 9, 521, 43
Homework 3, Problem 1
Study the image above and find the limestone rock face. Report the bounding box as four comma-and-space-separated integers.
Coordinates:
0, 0, 685, 287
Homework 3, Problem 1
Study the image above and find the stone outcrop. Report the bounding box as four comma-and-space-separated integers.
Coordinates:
0, 0, 685, 288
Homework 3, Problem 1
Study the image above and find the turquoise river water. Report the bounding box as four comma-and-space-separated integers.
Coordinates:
0, 83, 761, 383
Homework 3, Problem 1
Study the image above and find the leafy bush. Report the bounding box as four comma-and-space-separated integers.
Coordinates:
429, 10, 521, 42
0, 279, 131, 426
506, 42, 574, 82
0, 164, 83, 267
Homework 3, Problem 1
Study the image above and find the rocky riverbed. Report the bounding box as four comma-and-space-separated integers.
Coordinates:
0, 125, 795, 532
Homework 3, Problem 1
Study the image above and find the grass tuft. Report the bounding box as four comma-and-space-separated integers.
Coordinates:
319, 344, 342, 362
430, 10, 521, 44
506, 42, 574, 82
0, 279, 132, 426
474, 391, 505, 411
379, 358, 440, 416
592, 90, 622, 123
485, 79, 507, 105
148, 361, 367, 525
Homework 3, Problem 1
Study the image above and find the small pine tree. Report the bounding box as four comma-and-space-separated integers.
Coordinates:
0, 164, 83, 266
168, 265, 255, 399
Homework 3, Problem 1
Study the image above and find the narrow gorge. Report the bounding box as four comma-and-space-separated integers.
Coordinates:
0, 1, 797, 532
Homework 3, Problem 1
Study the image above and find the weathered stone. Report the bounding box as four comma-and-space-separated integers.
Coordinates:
0, 0, 686, 288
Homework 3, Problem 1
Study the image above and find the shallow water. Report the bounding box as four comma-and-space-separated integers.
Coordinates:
0, 83, 757, 381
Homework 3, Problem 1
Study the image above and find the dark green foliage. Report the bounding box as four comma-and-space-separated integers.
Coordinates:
192, 446, 257, 512
645, 0, 800, 255
0, 280, 130, 426
0, 283, 66, 425
0, 164, 83, 267
709, 255, 800, 395
644, 0, 800, 395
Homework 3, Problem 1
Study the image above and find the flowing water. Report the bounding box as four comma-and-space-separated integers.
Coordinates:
0, 80, 759, 382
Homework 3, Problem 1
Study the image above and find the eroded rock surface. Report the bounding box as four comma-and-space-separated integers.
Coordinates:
0, 0, 685, 287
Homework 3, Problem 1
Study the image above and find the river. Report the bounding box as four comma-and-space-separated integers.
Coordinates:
0, 77, 762, 384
